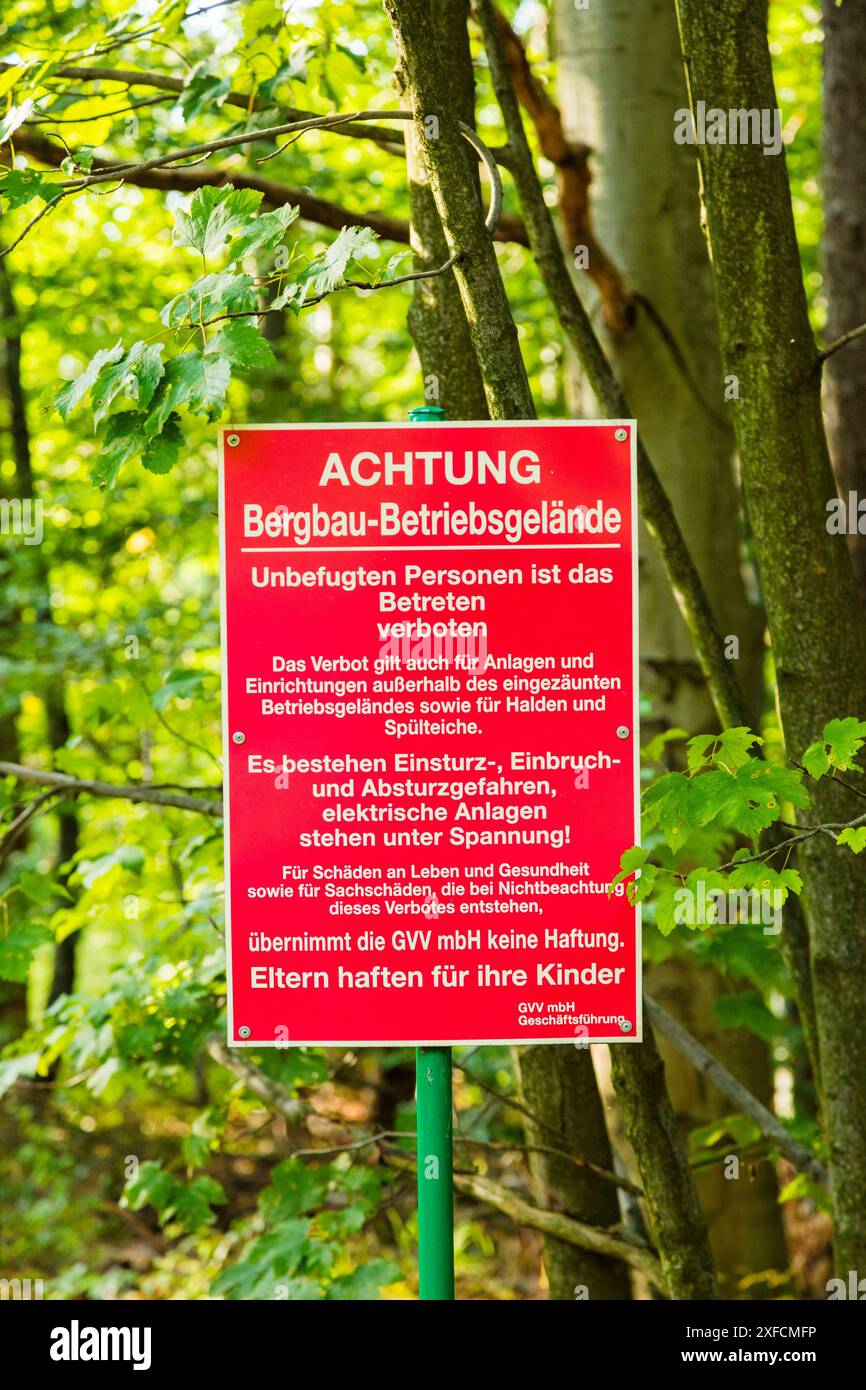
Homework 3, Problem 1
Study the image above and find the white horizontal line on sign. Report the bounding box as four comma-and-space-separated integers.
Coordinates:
239, 544, 623, 553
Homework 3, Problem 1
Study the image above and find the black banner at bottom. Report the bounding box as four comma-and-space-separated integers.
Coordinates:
6, 1294, 861, 1377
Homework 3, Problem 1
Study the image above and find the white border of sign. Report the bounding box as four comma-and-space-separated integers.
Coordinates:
218, 420, 641, 1047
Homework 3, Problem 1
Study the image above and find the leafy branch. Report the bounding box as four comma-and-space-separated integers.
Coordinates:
613, 718, 866, 936
42, 184, 430, 486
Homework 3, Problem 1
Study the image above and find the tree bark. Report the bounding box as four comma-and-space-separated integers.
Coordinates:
552, 0, 784, 1287
0, 257, 29, 1040
610, 1020, 718, 1299
388, 0, 631, 1299
384, 0, 535, 420
403, 0, 488, 420
472, 0, 723, 1295
1, 258, 80, 1020
515, 1045, 630, 1299
675, 0, 866, 1273
822, 0, 866, 602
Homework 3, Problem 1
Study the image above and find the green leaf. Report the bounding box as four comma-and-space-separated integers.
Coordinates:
55, 342, 124, 420
179, 65, 231, 121
689, 1112, 763, 1153
212, 1217, 314, 1297
19, 868, 70, 903
123, 1160, 174, 1215
610, 845, 649, 896
146, 351, 231, 432
152, 667, 208, 710
60, 148, 94, 174
299, 225, 379, 298
327, 1259, 400, 1301
168, 1173, 227, 1230
686, 734, 716, 773
77, 845, 145, 888
822, 716, 866, 771
271, 278, 306, 312
641, 727, 688, 764
161, 271, 257, 328
227, 203, 299, 263
263, 1159, 329, 1219
804, 717, 866, 780
629, 863, 657, 905
641, 771, 692, 849
174, 185, 264, 256
0, 167, 59, 209
689, 761, 808, 840
90, 411, 142, 488
726, 862, 802, 905
716, 727, 763, 769
778, 1172, 829, 1211
802, 741, 830, 779
141, 417, 183, 475
686, 727, 761, 773
0, 922, 52, 981
715, 990, 779, 1042
91, 341, 165, 425
653, 880, 684, 937
838, 826, 866, 853
207, 320, 275, 369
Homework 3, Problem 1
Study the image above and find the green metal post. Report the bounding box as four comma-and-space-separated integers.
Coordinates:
416, 1046, 455, 1299
408, 403, 454, 1300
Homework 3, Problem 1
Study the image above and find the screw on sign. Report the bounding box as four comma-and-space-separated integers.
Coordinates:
217, 416, 640, 1299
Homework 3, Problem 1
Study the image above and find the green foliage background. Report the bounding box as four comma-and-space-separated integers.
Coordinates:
0, 0, 836, 1299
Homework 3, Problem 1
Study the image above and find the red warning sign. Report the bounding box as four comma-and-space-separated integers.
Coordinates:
219, 421, 640, 1046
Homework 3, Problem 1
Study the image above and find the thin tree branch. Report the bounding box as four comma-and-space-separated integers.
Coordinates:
0, 786, 63, 867
645, 995, 827, 1185
454, 1058, 641, 1196
0, 761, 222, 816
454, 1134, 643, 1197
29, 94, 170, 124
385, 1151, 666, 1290
7, 129, 529, 249
52, 110, 461, 189
817, 321, 866, 363
205, 1037, 308, 1123
453, 1169, 665, 1288
2, 63, 409, 152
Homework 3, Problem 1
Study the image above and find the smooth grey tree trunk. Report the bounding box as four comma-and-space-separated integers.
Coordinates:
553, 0, 786, 1288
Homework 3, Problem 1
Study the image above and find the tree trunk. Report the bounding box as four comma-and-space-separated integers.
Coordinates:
385, 0, 535, 420
610, 1021, 718, 1299
675, 0, 866, 1274
1, 258, 80, 1020
822, 0, 866, 602
473, 0, 721, 1296
404, 0, 488, 421
0, 257, 34, 1038
553, 0, 762, 731
389, 0, 629, 1299
515, 1045, 630, 1299
552, 0, 785, 1288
